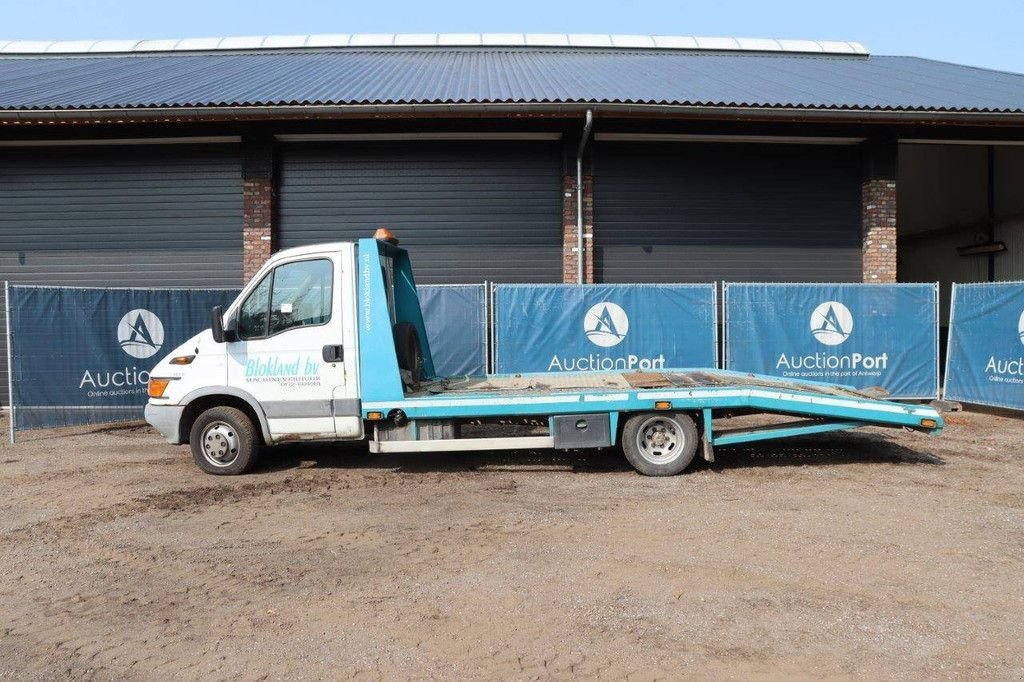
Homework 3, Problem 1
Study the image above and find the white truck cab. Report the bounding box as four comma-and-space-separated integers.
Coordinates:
146, 241, 363, 470
146, 232, 943, 476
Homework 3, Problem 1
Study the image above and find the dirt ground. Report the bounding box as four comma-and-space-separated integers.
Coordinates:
1, 410, 1023, 680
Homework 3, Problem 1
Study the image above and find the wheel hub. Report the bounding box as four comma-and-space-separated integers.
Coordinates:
635, 416, 685, 464
201, 421, 240, 467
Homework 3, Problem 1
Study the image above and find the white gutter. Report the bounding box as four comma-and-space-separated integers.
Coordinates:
899, 138, 1024, 145
0, 135, 241, 146
596, 133, 866, 145
275, 132, 562, 142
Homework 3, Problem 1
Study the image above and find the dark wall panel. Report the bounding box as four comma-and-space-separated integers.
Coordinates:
0, 145, 243, 405
277, 141, 563, 284
593, 142, 862, 283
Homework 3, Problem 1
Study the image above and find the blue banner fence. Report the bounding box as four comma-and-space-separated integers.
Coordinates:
417, 284, 488, 377
944, 281, 1024, 410
7, 284, 239, 439
724, 283, 940, 399
14, 276, 1008, 440
493, 284, 718, 374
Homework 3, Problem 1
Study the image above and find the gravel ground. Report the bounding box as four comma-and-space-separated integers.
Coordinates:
1, 410, 1023, 680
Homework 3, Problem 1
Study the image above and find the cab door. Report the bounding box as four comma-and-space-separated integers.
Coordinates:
226, 252, 348, 440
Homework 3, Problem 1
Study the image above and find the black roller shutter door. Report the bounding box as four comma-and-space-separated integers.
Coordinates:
0, 144, 243, 406
593, 142, 862, 283
278, 141, 563, 283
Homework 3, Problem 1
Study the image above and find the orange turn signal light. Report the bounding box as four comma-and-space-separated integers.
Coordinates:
366, 411, 384, 421
170, 355, 195, 365
920, 418, 938, 429
654, 401, 672, 410
148, 378, 171, 398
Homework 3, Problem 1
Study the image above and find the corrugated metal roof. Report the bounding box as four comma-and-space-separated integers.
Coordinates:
0, 47, 1022, 114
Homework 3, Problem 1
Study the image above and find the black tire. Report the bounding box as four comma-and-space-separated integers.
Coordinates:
621, 412, 699, 476
393, 321, 424, 382
189, 406, 260, 476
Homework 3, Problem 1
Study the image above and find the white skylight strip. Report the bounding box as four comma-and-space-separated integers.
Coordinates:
0, 34, 870, 56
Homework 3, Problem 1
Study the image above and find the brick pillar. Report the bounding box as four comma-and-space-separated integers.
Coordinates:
242, 138, 275, 281
562, 173, 594, 283
862, 140, 898, 283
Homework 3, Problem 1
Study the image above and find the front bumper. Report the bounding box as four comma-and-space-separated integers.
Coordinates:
145, 403, 186, 444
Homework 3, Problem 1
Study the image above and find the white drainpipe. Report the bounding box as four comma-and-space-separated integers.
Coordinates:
576, 109, 594, 284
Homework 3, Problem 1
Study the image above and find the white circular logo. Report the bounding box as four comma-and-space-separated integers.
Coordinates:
810, 301, 853, 346
584, 302, 629, 347
117, 308, 165, 358
1019, 309, 1024, 347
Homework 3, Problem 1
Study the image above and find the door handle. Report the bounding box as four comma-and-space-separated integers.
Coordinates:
322, 344, 344, 362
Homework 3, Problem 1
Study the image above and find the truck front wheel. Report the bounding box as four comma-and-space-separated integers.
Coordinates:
189, 406, 260, 475
621, 412, 699, 476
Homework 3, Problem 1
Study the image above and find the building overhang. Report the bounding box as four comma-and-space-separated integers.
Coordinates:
5, 102, 1024, 128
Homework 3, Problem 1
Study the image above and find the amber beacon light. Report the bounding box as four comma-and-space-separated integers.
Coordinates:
373, 227, 399, 245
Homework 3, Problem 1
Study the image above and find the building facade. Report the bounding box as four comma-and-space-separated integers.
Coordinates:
2, 34, 1024, 401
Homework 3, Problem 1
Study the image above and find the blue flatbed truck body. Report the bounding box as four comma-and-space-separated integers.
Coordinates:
355, 238, 943, 460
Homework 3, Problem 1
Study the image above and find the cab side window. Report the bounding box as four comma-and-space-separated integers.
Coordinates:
269, 259, 333, 335
237, 259, 333, 340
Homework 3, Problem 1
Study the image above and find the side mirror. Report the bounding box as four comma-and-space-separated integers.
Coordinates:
210, 305, 235, 343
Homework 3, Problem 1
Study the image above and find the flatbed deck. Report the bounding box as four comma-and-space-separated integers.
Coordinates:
363, 369, 940, 436
411, 370, 886, 402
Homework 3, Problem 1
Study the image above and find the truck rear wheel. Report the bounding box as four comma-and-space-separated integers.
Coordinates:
189, 406, 260, 476
621, 412, 699, 476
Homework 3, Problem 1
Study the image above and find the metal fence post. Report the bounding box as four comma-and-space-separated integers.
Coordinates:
942, 282, 957, 400
721, 283, 728, 372
5, 281, 14, 444
491, 280, 499, 374
482, 281, 490, 376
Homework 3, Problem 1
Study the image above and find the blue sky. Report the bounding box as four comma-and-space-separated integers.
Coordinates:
3, 0, 1023, 74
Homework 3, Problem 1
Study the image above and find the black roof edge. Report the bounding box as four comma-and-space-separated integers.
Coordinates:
2, 102, 1024, 125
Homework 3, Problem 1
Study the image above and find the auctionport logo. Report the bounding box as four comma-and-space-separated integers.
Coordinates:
546, 300, 664, 371
984, 308, 1024, 383
117, 308, 164, 359
584, 302, 629, 347
810, 301, 853, 346
776, 300, 886, 377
